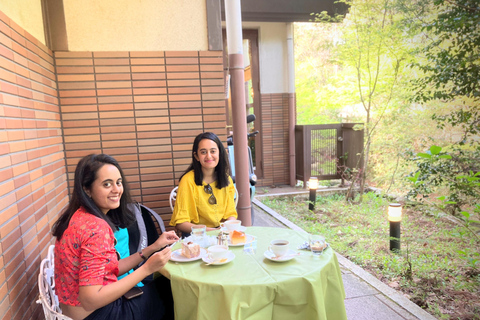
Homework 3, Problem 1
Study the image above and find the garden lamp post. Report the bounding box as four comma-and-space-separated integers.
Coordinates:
388, 203, 402, 252
308, 177, 318, 211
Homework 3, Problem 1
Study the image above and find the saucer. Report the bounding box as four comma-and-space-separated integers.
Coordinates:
264, 249, 298, 262
202, 251, 235, 265
228, 234, 255, 247
170, 248, 207, 262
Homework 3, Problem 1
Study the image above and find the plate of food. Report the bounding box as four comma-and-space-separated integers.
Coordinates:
170, 241, 207, 262
227, 230, 256, 246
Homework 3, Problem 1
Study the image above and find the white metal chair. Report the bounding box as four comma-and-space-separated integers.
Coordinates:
169, 186, 178, 212
169, 185, 239, 210
36, 245, 73, 320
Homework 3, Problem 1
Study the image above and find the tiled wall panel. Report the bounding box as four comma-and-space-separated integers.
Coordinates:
258, 93, 290, 186
0, 11, 67, 320
56, 50, 227, 225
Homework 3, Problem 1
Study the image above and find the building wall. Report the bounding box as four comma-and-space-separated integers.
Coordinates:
56, 50, 227, 225
0, 10, 68, 320
243, 21, 288, 94
62, 0, 209, 51
0, 0, 45, 45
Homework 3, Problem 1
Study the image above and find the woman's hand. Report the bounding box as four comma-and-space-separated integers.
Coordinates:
143, 246, 172, 274
153, 230, 179, 250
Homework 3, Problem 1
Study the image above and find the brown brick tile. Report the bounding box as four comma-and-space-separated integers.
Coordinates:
199, 57, 223, 64
168, 94, 201, 102
136, 123, 170, 132
98, 104, 134, 111
99, 111, 134, 118
59, 89, 96, 98
130, 58, 164, 65
166, 72, 199, 80
101, 140, 137, 148
64, 142, 102, 150
169, 101, 203, 109
131, 73, 166, 80
133, 87, 167, 95
133, 102, 168, 110
99, 118, 134, 126
131, 65, 165, 73
96, 88, 132, 96
130, 52, 164, 58
133, 95, 167, 103
96, 81, 132, 89
94, 66, 130, 73
61, 105, 98, 113
94, 58, 130, 65
55, 52, 92, 58
166, 65, 199, 72
134, 109, 168, 117
166, 79, 200, 87
57, 74, 95, 82
135, 117, 169, 125
55, 66, 94, 74
168, 87, 200, 94
199, 64, 223, 72
96, 73, 131, 81
58, 82, 96, 90
132, 80, 166, 88
97, 96, 133, 104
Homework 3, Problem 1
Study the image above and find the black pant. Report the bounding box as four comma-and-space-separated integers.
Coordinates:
84, 276, 174, 320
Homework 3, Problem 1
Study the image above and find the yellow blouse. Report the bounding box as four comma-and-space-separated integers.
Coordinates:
170, 170, 237, 228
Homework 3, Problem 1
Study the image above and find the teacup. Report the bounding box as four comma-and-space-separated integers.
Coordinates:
221, 220, 242, 232
207, 245, 229, 261
268, 240, 290, 257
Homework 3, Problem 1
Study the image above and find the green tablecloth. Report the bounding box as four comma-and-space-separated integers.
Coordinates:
159, 227, 347, 320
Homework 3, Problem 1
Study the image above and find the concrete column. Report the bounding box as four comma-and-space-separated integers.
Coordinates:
224, 0, 251, 225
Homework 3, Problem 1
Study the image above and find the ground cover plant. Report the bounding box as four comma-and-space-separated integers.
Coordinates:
260, 192, 480, 320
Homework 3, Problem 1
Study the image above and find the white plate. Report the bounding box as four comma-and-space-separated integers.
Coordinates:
170, 248, 207, 262
202, 251, 235, 265
264, 249, 298, 262
228, 234, 255, 247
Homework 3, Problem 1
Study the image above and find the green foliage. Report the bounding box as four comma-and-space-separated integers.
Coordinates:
410, 0, 480, 142
406, 145, 480, 208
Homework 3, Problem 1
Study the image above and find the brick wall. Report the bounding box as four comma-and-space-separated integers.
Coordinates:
56, 50, 227, 227
258, 93, 290, 186
0, 11, 68, 320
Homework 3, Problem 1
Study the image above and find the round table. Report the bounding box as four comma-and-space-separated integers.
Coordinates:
158, 226, 347, 320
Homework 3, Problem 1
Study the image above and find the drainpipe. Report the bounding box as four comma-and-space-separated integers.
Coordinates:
224, 0, 252, 226
287, 23, 296, 187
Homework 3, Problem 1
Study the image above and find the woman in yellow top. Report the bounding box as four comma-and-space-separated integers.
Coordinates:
170, 132, 237, 234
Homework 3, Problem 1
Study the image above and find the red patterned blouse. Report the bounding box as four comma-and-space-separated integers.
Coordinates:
54, 207, 119, 306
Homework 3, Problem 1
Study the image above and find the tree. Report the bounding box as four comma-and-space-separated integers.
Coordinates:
411, 0, 480, 143
321, 0, 411, 198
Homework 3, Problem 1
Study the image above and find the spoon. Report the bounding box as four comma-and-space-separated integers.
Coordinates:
205, 258, 228, 265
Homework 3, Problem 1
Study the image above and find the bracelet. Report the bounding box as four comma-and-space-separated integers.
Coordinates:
138, 250, 147, 261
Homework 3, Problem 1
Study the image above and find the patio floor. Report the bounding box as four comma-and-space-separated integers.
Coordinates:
252, 185, 438, 320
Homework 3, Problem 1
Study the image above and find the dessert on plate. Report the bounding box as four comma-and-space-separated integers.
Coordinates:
181, 241, 201, 258
230, 230, 246, 245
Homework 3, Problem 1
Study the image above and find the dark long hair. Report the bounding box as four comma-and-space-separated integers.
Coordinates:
52, 154, 135, 240
180, 132, 231, 189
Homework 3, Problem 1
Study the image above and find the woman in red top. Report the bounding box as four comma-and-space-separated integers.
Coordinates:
52, 154, 178, 320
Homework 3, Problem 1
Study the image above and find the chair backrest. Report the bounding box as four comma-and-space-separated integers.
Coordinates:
37, 245, 73, 320
169, 186, 178, 212
234, 185, 239, 208
127, 202, 165, 256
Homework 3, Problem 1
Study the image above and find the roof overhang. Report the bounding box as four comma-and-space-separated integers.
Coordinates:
220, 0, 348, 23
